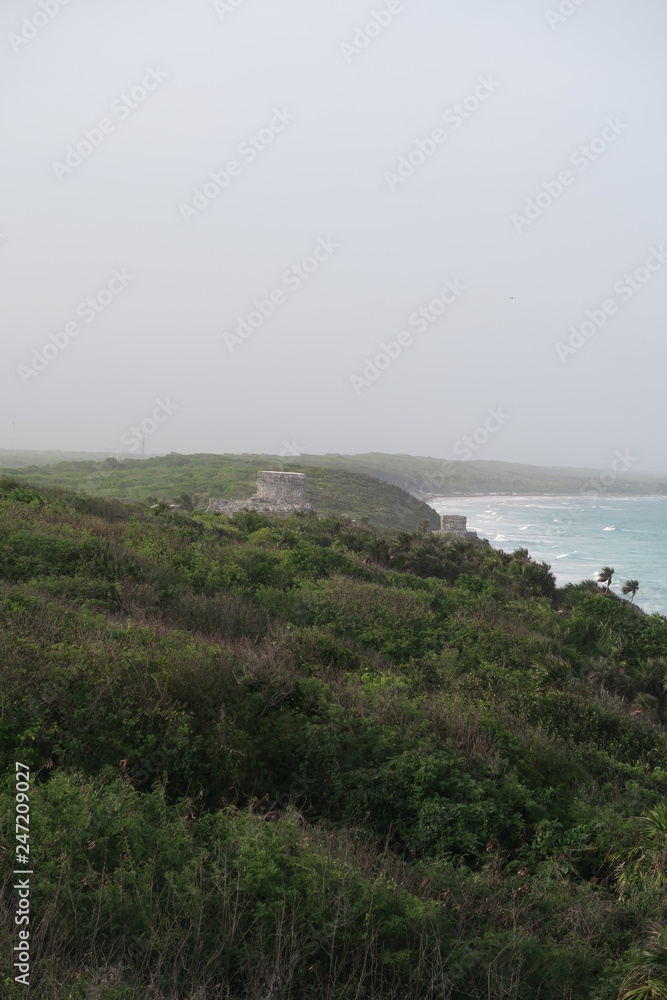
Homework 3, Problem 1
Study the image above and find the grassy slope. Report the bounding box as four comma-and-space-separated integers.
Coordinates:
0, 454, 442, 531
0, 449, 132, 467
1, 478, 667, 997
2, 449, 666, 498
306, 453, 667, 497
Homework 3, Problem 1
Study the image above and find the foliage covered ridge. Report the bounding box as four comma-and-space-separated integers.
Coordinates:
1, 478, 667, 999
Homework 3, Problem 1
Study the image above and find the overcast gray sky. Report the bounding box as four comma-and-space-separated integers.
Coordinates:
2, 0, 666, 469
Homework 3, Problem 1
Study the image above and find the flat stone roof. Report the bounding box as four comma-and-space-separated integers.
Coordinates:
259, 470, 306, 478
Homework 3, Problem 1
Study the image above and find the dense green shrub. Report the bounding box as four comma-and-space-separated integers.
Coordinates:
1, 481, 666, 997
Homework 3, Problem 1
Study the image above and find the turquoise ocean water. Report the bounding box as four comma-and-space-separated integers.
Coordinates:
431, 496, 667, 616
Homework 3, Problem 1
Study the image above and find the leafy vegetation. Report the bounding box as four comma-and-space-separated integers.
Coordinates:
3, 449, 667, 509
623, 581, 641, 604
319, 453, 667, 498
0, 454, 441, 532
1, 477, 667, 997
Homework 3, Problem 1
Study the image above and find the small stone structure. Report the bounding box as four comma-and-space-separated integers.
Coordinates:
256, 471, 308, 504
206, 471, 314, 516
435, 514, 478, 539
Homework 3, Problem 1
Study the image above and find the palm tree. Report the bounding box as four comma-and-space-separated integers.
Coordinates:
623, 579, 640, 603
608, 803, 667, 899
598, 566, 615, 593
619, 925, 667, 999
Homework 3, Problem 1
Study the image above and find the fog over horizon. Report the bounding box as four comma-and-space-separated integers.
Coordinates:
2, 0, 667, 472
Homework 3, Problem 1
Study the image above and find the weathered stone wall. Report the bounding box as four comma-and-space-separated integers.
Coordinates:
435, 514, 479, 540
207, 471, 313, 516
441, 515, 468, 534
256, 471, 306, 503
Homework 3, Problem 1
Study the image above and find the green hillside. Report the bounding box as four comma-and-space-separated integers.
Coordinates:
0, 449, 135, 468
2, 449, 666, 500
1, 478, 667, 997
0, 454, 441, 532
302, 453, 667, 498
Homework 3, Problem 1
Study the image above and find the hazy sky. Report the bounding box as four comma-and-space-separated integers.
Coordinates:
2, 0, 666, 470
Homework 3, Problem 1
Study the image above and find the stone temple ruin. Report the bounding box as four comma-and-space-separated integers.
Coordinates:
435, 514, 478, 539
206, 471, 314, 516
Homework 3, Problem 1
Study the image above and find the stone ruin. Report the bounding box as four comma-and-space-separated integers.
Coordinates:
435, 514, 478, 539
206, 471, 314, 515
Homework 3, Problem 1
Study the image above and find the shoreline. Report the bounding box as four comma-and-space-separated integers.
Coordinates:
422, 493, 667, 502
425, 494, 667, 616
